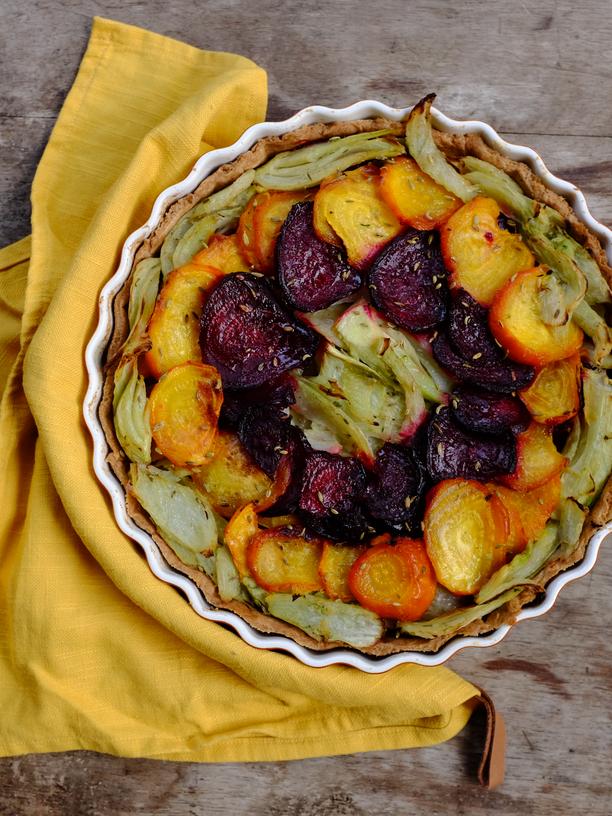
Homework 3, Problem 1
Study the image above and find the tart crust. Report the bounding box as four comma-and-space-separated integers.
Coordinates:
99, 117, 612, 655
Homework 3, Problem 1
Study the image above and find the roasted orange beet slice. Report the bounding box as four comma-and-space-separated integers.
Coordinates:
489, 268, 584, 366
432, 331, 535, 394
319, 542, 367, 602
313, 164, 403, 269
519, 354, 581, 425
426, 406, 516, 482
424, 479, 507, 595
223, 502, 259, 578
441, 196, 535, 306
450, 386, 530, 436
145, 262, 223, 378
487, 484, 527, 559
276, 201, 362, 311
490, 474, 561, 553
247, 528, 325, 594
368, 229, 449, 331
252, 190, 310, 272
364, 443, 427, 534
298, 451, 368, 541
348, 538, 437, 620
500, 422, 567, 492
192, 430, 285, 518
200, 272, 318, 389
149, 362, 223, 468
379, 156, 462, 229
192, 233, 250, 275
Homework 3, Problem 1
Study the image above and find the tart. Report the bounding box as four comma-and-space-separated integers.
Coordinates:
99, 96, 612, 655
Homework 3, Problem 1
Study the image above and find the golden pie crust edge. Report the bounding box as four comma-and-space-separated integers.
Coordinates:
98, 117, 612, 656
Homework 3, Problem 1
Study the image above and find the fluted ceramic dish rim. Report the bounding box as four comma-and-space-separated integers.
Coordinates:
84, 100, 612, 673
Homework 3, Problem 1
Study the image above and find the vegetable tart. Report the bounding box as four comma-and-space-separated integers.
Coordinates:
98, 95, 612, 655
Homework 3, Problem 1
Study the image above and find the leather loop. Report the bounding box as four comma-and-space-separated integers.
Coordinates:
475, 687, 506, 789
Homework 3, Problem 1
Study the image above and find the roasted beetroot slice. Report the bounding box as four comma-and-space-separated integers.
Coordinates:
220, 375, 295, 429
432, 331, 535, 394
238, 406, 307, 477
426, 407, 516, 482
298, 451, 368, 541
368, 229, 448, 331
448, 289, 503, 364
365, 443, 427, 534
277, 201, 362, 312
200, 273, 318, 389
450, 386, 531, 436
237, 406, 309, 513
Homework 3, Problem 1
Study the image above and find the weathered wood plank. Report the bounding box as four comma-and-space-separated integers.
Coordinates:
0, 0, 610, 813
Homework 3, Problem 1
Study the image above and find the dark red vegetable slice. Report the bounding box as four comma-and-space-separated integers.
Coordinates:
237, 406, 309, 513
432, 331, 535, 394
298, 451, 368, 541
367, 228, 448, 331
277, 201, 362, 312
450, 386, 531, 436
220, 375, 295, 429
365, 443, 427, 534
426, 406, 516, 482
448, 289, 504, 364
200, 273, 318, 389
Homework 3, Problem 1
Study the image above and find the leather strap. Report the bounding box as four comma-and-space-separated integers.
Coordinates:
475, 687, 506, 789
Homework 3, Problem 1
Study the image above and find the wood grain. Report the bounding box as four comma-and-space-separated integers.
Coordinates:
0, 0, 611, 813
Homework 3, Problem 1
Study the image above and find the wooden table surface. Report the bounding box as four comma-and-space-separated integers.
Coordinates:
1, 1, 611, 813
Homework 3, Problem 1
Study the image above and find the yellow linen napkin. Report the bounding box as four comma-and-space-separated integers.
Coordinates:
0, 17, 484, 764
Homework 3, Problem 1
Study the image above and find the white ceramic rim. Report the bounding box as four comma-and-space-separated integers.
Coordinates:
84, 100, 612, 673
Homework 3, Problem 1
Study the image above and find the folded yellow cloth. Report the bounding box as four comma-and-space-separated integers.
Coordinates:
0, 17, 482, 761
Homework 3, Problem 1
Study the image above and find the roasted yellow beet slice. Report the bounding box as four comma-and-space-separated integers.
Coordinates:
500, 422, 567, 492
253, 189, 310, 272
312, 194, 342, 246
489, 268, 584, 366
149, 362, 222, 467
313, 164, 403, 269
318, 542, 366, 602
144, 263, 223, 378
441, 196, 535, 306
379, 156, 461, 229
223, 502, 259, 578
192, 430, 277, 518
424, 479, 507, 595
192, 233, 250, 275
236, 195, 259, 268
519, 354, 581, 425
247, 529, 325, 594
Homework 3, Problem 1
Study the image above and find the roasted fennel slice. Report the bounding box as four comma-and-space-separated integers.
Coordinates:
123, 258, 161, 355
130, 464, 218, 568
405, 94, 477, 203
215, 545, 247, 602
113, 359, 151, 464
561, 368, 612, 507
475, 524, 559, 604
265, 592, 383, 648
160, 170, 256, 274
254, 130, 405, 191
400, 588, 521, 639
